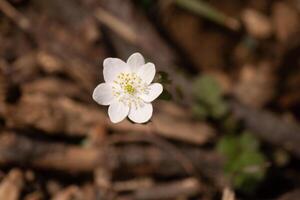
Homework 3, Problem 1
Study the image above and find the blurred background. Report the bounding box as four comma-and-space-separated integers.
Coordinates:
0, 0, 300, 199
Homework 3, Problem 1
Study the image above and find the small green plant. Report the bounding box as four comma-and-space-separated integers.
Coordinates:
192, 75, 228, 119
217, 132, 267, 193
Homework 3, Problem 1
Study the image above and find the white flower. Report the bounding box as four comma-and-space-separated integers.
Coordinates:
93, 53, 163, 124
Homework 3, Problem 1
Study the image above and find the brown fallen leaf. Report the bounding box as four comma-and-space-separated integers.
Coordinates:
4, 94, 106, 136
110, 109, 215, 145
272, 2, 300, 43
0, 132, 105, 172
22, 77, 89, 102
158, 3, 228, 71
51, 186, 83, 200
241, 8, 273, 39
0, 169, 24, 200
222, 187, 235, 200
233, 61, 276, 108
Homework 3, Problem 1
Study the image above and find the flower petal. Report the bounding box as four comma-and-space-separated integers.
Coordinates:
127, 52, 145, 72
128, 103, 153, 123
92, 83, 114, 105
140, 83, 163, 102
137, 63, 155, 84
108, 101, 129, 123
103, 58, 130, 82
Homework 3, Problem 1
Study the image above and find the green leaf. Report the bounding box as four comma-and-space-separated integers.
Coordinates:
217, 135, 239, 161
211, 101, 228, 119
232, 150, 266, 192
239, 132, 260, 152
193, 75, 222, 104
217, 132, 267, 193
192, 104, 208, 120
192, 75, 228, 119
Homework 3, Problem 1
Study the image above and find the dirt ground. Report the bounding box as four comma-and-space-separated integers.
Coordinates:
0, 0, 300, 199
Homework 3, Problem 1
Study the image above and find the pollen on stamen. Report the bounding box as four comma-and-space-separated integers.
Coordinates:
112, 72, 148, 108
124, 84, 136, 95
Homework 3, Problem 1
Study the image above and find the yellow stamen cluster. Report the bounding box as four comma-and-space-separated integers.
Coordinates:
124, 84, 136, 95
112, 72, 147, 109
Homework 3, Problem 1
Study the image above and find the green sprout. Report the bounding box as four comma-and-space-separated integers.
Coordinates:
192, 75, 228, 119
217, 132, 268, 193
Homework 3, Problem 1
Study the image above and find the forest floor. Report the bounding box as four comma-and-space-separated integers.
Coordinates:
0, 0, 300, 200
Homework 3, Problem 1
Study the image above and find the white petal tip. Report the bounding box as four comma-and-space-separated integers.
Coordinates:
128, 103, 153, 124
92, 83, 114, 106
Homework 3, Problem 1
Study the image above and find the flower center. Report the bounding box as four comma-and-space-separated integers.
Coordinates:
124, 84, 136, 95
112, 72, 148, 109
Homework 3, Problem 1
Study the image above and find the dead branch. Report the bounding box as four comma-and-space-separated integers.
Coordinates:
114, 144, 225, 187
131, 178, 201, 200
51, 184, 100, 200
4, 94, 214, 144
110, 133, 198, 177
51, 186, 83, 200
0, 132, 224, 187
22, 77, 90, 102
111, 112, 215, 145
0, 0, 31, 31
277, 189, 300, 200
231, 100, 300, 158
113, 178, 154, 192
94, 8, 137, 44
4, 94, 106, 136
10, 50, 100, 94
0, 132, 106, 172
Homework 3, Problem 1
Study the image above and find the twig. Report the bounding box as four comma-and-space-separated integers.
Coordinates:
0, 0, 31, 32
0, 132, 106, 172
132, 178, 201, 200
109, 130, 198, 177
0, 131, 225, 187
113, 178, 154, 192
231, 100, 300, 158
4, 94, 107, 136
94, 7, 137, 44
4, 94, 214, 144
277, 189, 300, 200
51, 186, 84, 200
110, 114, 215, 145
150, 122, 198, 176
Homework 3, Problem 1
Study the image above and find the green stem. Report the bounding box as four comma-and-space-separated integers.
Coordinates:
175, 0, 240, 31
